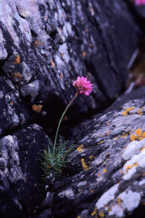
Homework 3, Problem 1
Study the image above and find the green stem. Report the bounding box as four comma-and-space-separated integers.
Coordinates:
53, 92, 78, 150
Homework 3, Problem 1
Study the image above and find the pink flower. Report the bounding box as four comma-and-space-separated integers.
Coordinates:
73, 76, 92, 96
135, 0, 145, 5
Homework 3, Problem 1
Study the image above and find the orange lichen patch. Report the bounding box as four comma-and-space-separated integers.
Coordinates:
125, 162, 138, 172
122, 107, 135, 116
130, 134, 137, 141
14, 55, 21, 64
13, 72, 22, 80
130, 128, 145, 141
81, 158, 89, 171
140, 147, 145, 152
77, 145, 84, 153
137, 108, 143, 115
50, 59, 55, 68
117, 197, 122, 205
9, 101, 14, 106
82, 51, 87, 57
91, 208, 97, 216
99, 211, 104, 217
90, 189, 95, 193
102, 168, 107, 174
32, 104, 43, 113
47, 164, 51, 169
135, 128, 142, 136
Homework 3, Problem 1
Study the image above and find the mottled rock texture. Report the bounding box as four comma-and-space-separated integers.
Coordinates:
0, 124, 48, 218
50, 87, 145, 218
0, 0, 142, 120
0, 0, 143, 218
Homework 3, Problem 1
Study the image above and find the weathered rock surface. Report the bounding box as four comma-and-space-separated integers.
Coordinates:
46, 87, 145, 218
0, 0, 142, 121
0, 77, 29, 135
0, 124, 48, 218
0, 0, 144, 218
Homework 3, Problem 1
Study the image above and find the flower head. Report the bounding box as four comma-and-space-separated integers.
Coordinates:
73, 76, 92, 96
135, 0, 145, 5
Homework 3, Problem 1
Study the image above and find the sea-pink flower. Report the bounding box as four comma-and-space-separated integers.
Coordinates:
73, 76, 92, 96
135, 0, 145, 5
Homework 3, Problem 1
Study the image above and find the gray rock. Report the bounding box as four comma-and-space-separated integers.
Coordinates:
0, 124, 49, 218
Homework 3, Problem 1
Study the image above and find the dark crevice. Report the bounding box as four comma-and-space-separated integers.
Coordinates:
125, 1, 145, 33
127, 204, 145, 218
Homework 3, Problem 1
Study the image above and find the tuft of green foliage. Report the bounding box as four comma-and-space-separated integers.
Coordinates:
41, 137, 73, 177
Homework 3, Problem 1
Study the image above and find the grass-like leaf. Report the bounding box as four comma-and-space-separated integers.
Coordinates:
41, 137, 73, 177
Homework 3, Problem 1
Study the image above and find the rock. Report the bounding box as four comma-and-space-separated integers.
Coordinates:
0, 77, 29, 135
0, 0, 144, 218
48, 87, 145, 218
0, 0, 142, 122
0, 124, 49, 218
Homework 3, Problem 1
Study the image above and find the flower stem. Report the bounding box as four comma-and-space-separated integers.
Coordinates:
53, 92, 78, 150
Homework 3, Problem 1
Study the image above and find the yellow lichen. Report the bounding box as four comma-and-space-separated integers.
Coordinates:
81, 158, 89, 171
91, 208, 97, 216
102, 168, 107, 173
122, 111, 128, 116
126, 107, 135, 112
97, 140, 104, 145
122, 107, 135, 116
117, 197, 122, 205
89, 155, 94, 160
99, 211, 104, 217
125, 162, 138, 172
77, 144, 84, 153
107, 207, 111, 212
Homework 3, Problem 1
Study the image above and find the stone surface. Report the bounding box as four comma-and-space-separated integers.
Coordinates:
0, 124, 48, 218
0, 0, 142, 124
0, 0, 144, 218
47, 87, 145, 218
